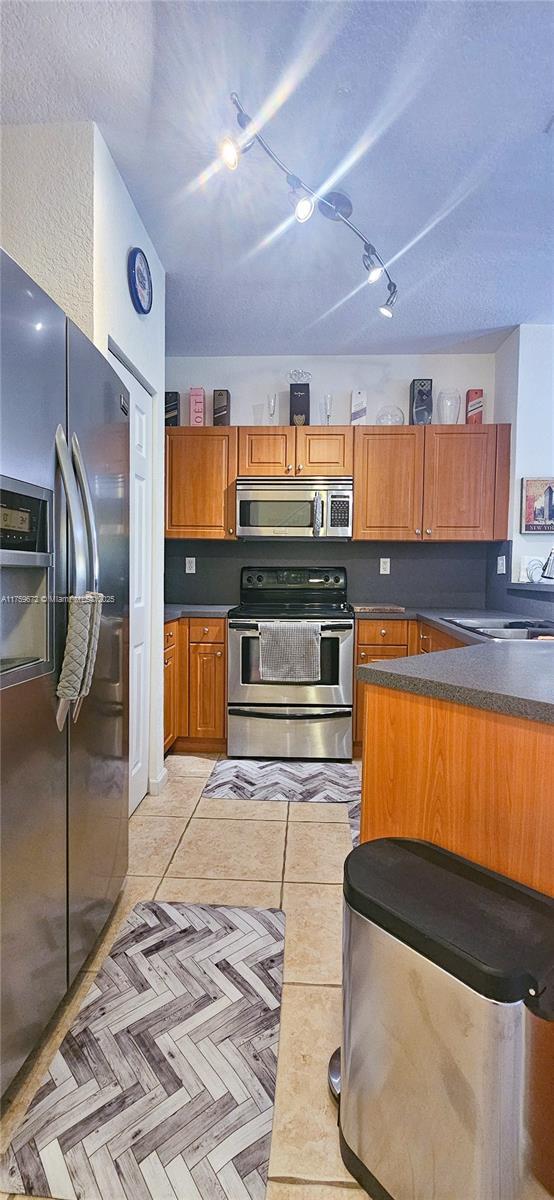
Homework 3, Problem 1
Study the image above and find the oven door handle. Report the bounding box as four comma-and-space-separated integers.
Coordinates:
313, 490, 323, 538
320, 623, 353, 632
228, 708, 349, 721
229, 622, 352, 632
229, 622, 259, 630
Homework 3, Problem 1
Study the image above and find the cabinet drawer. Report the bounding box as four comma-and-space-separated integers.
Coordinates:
164, 621, 178, 650
358, 644, 408, 664
357, 619, 408, 644
189, 617, 226, 643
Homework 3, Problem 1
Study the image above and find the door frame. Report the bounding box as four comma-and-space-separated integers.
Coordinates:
108, 338, 165, 807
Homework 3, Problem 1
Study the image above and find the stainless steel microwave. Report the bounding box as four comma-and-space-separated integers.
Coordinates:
236, 477, 353, 539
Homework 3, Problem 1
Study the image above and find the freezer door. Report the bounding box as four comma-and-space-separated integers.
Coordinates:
66, 321, 129, 982
0, 252, 68, 1093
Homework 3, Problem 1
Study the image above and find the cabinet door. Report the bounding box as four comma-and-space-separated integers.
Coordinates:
354, 427, 424, 540
165, 427, 237, 538
422, 426, 497, 541
418, 621, 465, 653
355, 645, 407, 742
163, 649, 176, 752
295, 426, 353, 476
176, 619, 189, 738
238, 427, 296, 477
189, 643, 225, 739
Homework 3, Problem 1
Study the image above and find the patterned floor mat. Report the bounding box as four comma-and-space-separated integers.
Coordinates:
1, 902, 285, 1200
202, 758, 361, 807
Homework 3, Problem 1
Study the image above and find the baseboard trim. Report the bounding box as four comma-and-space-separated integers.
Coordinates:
339, 1129, 395, 1200
147, 766, 169, 796
172, 737, 226, 754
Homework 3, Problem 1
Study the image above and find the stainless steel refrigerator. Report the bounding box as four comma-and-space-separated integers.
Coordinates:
0, 250, 129, 1094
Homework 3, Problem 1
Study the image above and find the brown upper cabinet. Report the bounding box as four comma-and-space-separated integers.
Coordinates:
354, 426, 424, 541
238, 425, 353, 477
355, 423, 509, 542
165, 427, 238, 538
422, 425, 508, 542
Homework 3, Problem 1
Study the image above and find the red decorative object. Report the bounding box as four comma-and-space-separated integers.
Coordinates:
466, 389, 484, 423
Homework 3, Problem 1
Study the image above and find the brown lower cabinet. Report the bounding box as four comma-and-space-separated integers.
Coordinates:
417, 619, 466, 653
353, 619, 411, 752
165, 616, 227, 755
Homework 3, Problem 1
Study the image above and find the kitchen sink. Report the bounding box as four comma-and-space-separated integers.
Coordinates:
446, 617, 554, 640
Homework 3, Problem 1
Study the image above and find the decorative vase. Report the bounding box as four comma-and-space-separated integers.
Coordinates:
375, 405, 404, 426
437, 389, 461, 424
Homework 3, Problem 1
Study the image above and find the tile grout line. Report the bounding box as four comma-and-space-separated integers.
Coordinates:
279, 803, 290, 910
152, 784, 205, 900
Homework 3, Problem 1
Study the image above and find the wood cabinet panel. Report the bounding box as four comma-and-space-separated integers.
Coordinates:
418, 620, 466, 653
176, 618, 189, 738
238, 427, 295, 477
189, 643, 226, 740
165, 427, 237, 538
189, 617, 226, 644
295, 426, 353, 476
355, 645, 408, 743
163, 647, 177, 752
422, 425, 497, 541
493, 423, 510, 540
354, 426, 424, 540
357, 619, 408, 644
360, 687, 554, 895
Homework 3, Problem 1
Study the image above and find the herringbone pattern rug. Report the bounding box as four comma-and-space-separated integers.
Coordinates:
1, 902, 285, 1200
202, 758, 361, 806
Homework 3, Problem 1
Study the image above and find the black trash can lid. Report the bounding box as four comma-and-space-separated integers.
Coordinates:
344, 839, 554, 1015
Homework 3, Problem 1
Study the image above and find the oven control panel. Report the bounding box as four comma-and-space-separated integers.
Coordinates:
240, 567, 347, 591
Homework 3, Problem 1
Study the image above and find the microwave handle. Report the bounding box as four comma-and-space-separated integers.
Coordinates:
313, 490, 323, 538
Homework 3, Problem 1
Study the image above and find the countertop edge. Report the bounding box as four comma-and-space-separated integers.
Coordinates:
356, 660, 554, 725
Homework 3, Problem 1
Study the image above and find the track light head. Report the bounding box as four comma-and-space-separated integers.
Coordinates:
363, 245, 384, 284
378, 284, 398, 319
294, 194, 315, 223
220, 135, 240, 171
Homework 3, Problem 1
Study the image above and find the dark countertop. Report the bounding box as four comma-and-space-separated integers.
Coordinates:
165, 604, 232, 622
357, 640, 554, 724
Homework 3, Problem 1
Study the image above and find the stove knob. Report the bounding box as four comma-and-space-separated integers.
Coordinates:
324, 574, 330, 583
246, 575, 254, 584
334, 575, 341, 583
256, 574, 263, 583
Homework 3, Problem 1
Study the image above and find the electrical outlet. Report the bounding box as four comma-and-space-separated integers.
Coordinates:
380, 558, 391, 575
185, 557, 196, 574
497, 555, 506, 574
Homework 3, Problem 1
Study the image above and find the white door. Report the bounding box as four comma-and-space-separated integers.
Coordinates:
110, 357, 153, 815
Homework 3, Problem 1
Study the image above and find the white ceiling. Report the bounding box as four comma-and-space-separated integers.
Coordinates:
1, 1, 553, 355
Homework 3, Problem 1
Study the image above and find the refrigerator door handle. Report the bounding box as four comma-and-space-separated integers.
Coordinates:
55, 424, 88, 730
71, 432, 99, 593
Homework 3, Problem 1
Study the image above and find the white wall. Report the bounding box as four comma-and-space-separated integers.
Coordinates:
93, 128, 166, 793
166, 352, 496, 427
1, 122, 95, 338
495, 325, 554, 581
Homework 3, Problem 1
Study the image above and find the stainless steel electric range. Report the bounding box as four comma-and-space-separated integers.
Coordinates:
227, 567, 354, 760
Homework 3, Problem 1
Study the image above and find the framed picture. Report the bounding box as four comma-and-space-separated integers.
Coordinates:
521, 478, 554, 533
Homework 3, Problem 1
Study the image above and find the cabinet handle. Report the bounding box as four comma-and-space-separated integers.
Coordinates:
216, 650, 223, 658
380, 628, 387, 636
164, 658, 170, 667
228, 527, 234, 534
168, 630, 174, 638
420, 633, 429, 643
203, 626, 209, 634
425, 528, 432, 535
297, 464, 304, 472
360, 651, 367, 659
415, 528, 421, 535
285, 464, 293, 472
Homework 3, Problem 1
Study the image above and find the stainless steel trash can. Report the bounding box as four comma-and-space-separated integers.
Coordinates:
335, 839, 554, 1200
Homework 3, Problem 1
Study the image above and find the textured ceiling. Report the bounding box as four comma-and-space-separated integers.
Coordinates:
1, 1, 553, 355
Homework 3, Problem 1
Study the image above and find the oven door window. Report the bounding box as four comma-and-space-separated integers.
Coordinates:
241, 633, 339, 685
238, 497, 318, 532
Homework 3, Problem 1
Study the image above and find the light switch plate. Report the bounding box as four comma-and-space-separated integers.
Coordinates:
185, 557, 196, 574
380, 558, 391, 575
497, 555, 506, 574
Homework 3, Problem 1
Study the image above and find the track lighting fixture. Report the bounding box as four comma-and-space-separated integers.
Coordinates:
224, 93, 398, 317
220, 135, 240, 171
378, 284, 398, 319
363, 245, 384, 284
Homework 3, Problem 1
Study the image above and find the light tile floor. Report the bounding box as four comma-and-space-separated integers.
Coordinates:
1, 753, 365, 1198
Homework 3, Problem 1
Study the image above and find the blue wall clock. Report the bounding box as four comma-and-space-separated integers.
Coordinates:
127, 247, 153, 314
